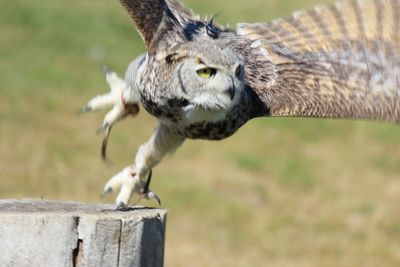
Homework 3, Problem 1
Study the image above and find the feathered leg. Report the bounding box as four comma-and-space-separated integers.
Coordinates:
103, 124, 185, 209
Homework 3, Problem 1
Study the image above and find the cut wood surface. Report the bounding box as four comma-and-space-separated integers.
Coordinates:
0, 199, 167, 267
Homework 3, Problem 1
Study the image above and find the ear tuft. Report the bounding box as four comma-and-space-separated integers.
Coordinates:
205, 16, 220, 39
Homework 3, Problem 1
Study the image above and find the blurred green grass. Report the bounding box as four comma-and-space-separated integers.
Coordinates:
1, 0, 400, 266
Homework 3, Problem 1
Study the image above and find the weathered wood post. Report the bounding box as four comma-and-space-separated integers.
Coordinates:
0, 199, 167, 267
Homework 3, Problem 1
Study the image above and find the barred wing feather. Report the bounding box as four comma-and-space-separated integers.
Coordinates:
238, 0, 400, 122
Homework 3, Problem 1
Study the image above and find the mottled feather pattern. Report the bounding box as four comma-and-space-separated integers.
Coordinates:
119, 0, 197, 51
119, 0, 166, 48
238, 0, 400, 122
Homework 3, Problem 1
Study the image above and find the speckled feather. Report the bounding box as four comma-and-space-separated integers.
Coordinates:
237, 0, 400, 121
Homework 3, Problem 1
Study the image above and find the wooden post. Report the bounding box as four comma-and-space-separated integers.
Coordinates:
0, 199, 167, 267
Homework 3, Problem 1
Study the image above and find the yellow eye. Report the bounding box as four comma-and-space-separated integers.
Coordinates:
196, 67, 217, 79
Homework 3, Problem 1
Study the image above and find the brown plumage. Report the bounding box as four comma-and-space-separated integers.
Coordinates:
238, 0, 400, 121
119, 0, 197, 51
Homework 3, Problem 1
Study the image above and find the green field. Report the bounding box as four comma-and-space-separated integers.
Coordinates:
1, 0, 400, 266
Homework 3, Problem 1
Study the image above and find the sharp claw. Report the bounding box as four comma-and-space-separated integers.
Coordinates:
100, 187, 113, 198
116, 202, 129, 211
140, 171, 162, 206
142, 170, 153, 194
96, 123, 110, 134
106, 166, 161, 208
78, 105, 92, 115
102, 64, 111, 74
148, 191, 162, 206
101, 126, 113, 162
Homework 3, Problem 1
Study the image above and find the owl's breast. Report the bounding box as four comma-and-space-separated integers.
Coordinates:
177, 98, 253, 140
141, 86, 266, 140
140, 92, 189, 122
178, 118, 245, 140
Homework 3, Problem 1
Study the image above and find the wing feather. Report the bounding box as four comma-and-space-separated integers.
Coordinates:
238, 0, 400, 122
119, 0, 197, 50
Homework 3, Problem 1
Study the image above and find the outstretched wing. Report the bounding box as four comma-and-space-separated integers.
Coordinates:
119, 0, 198, 51
238, 0, 400, 122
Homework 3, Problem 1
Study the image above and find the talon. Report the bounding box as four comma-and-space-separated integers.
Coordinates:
101, 126, 113, 162
140, 171, 162, 206
105, 165, 162, 207
102, 64, 111, 74
104, 166, 132, 197
96, 123, 110, 134
147, 191, 162, 206
100, 187, 113, 198
78, 105, 92, 115
116, 202, 129, 211
141, 170, 153, 194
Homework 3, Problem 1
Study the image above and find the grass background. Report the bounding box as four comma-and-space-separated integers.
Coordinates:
1, 0, 400, 266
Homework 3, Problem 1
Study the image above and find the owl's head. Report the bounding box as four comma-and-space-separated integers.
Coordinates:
121, 0, 246, 114
160, 41, 245, 111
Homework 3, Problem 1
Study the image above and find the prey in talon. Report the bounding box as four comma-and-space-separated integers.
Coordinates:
80, 0, 400, 209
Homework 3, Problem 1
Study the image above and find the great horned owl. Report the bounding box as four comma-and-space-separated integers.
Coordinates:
80, 0, 400, 209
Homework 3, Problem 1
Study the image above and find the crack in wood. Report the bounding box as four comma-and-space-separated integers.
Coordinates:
72, 217, 83, 267
72, 239, 83, 267
116, 220, 123, 267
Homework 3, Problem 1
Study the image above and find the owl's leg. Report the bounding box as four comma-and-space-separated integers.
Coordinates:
103, 124, 185, 209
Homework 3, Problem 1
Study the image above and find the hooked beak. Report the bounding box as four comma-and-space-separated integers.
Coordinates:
225, 86, 236, 100
225, 78, 236, 100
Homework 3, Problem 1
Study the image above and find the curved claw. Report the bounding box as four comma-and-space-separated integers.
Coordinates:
116, 201, 129, 211
101, 125, 113, 162
141, 171, 162, 206
96, 123, 110, 135
102, 64, 111, 74
105, 167, 161, 209
132, 191, 162, 207
141, 170, 153, 194
100, 187, 113, 198
78, 105, 92, 115
146, 191, 162, 206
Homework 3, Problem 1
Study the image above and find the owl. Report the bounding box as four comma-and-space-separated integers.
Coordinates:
80, 0, 400, 209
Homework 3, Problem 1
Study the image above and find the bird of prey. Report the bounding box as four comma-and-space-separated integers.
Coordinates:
80, 0, 400, 209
